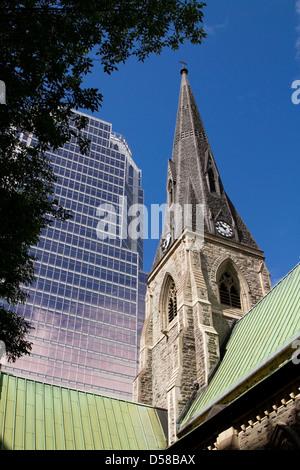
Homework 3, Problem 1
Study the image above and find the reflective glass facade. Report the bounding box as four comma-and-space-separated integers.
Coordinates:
2, 112, 147, 400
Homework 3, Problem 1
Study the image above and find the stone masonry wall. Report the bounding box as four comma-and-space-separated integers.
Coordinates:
238, 396, 300, 450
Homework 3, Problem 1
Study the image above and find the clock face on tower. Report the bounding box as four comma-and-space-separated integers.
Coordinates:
162, 233, 171, 253
215, 220, 234, 238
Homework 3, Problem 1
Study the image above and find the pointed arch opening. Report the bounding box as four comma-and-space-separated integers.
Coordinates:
217, 261, 241, 309
219, 272, 241, 308
206, 154, 219, 195
212, 256, 251, 314
207, 167, 216, 193
168, 280, 177, 323
160, 274, 178, 331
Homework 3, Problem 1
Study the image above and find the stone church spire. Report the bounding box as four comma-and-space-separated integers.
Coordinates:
134, 67, 271, 446
152, 66, 259, 270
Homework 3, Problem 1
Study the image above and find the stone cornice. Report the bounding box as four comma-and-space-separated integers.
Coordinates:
204, 232, 265, 259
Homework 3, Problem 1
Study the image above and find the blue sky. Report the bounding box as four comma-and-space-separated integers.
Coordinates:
83, 0, 300, 285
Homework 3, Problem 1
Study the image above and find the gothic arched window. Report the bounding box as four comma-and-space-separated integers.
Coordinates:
168, 281, 177, 323
159, 275, 178, 330
218, 271, 241, 309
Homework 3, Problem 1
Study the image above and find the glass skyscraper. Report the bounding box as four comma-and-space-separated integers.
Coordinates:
2, 111, 147, 400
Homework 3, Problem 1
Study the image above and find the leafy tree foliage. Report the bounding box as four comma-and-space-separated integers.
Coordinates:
0, 308, 33, 363
0, 0, 206, 361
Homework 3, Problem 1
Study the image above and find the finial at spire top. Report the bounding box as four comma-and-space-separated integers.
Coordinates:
179, 61, 188, 74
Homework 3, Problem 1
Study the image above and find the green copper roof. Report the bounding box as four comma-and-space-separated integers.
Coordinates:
178, 263, 300, 434
0, 373, 167, 450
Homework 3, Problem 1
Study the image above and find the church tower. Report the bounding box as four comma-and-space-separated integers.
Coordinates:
133, 66, 271, 445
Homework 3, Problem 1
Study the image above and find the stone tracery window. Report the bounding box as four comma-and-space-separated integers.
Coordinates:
218, 271, 241, 309
168, 281, 177, 323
